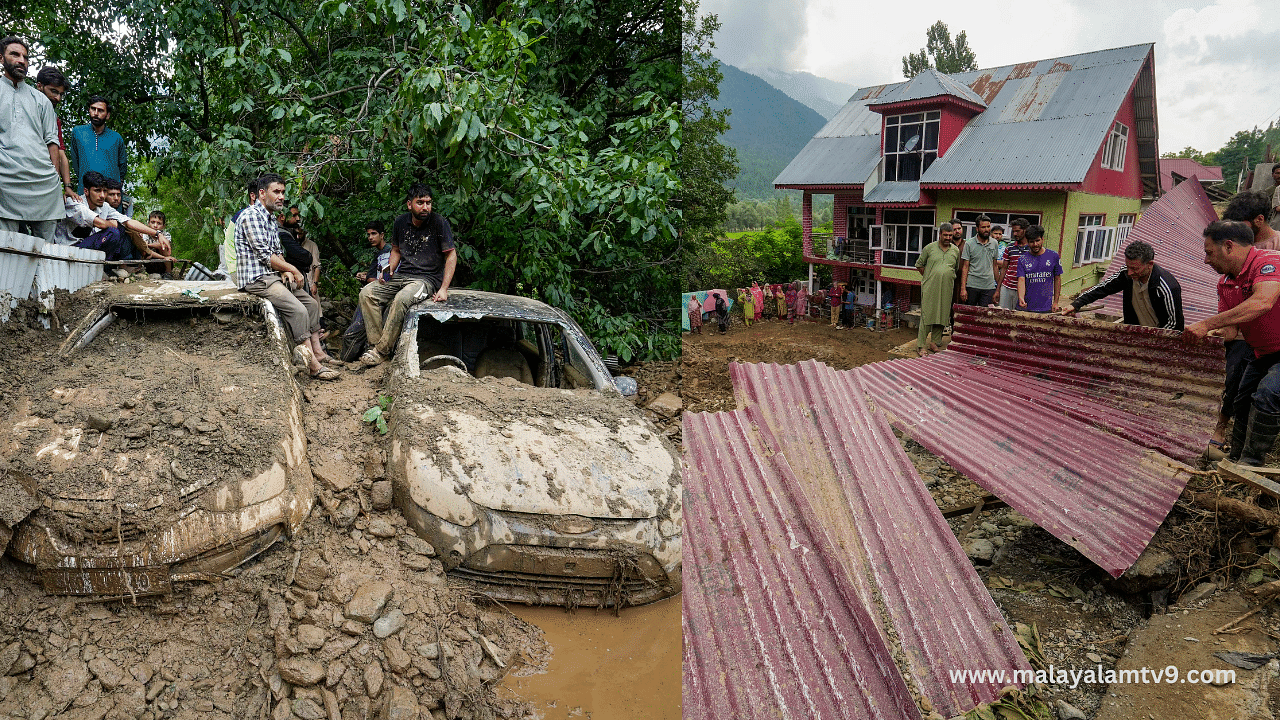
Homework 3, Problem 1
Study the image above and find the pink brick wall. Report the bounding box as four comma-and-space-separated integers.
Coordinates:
802, 192, 813, 256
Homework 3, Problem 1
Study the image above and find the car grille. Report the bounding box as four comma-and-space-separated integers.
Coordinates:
451, 545, 671, 608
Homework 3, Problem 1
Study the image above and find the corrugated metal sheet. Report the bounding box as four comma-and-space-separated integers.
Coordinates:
0, 231, 45, 321
1159, 158, 1223, 192
773, 135, 881, 188
856, 308, 1215, 577
1098, 176, 1220, 323
868, 68, 987, 108
683, 360, 1030, 719
941, 306, 1223, 463
863, 181, 921, 204
32, 243, 106, 312
775, 43, 1154, 188
682, 410, 920, 720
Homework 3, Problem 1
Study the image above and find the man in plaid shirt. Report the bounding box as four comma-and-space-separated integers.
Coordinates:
235, 173, 340, 380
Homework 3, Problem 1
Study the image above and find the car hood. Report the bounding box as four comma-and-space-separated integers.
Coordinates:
391, 368, 679, 521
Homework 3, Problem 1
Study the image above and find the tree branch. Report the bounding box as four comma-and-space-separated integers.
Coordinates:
266, 7, 318, 61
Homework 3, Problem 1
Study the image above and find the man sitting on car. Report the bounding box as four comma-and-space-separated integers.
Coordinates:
358, 183, 457, 366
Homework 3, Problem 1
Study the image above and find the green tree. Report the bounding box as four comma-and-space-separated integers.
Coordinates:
901, 21, 978, 78
679, 0, 738, 240
1161, 146, 1208, 164
1206, 128, 1267, 180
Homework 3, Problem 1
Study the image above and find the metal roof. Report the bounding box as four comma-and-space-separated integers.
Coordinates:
1097, 177, 1221, 323
773, 135, 880, 187
869, 68, 987, 109
1159, 158, 1223, 193
683, 359, 1030, 719
863, 180, 921, 204
683, 410, 920, 720
855, 307, 1217, 577
775, 44, 1156, 189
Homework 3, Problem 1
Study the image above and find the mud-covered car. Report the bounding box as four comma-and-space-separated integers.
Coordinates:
385, 290, 681, 608
2, 281, 313, 597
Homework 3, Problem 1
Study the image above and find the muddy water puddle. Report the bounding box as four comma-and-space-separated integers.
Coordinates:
501, 596, 681, 719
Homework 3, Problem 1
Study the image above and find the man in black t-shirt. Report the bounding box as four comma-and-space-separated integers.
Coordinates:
358, 183, 457, 365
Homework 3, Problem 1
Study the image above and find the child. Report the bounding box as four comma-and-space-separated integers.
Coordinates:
145, 211, 174, 276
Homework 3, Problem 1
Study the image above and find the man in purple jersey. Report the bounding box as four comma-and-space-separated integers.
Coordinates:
1016, 225, 1062, 313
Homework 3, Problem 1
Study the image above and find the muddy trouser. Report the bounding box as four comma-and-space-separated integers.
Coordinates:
1222, 339, 1253, 418
998, 285, 1018, 310
0, 217, 56, 243
341, 305, 393, 361
359, 275, 436, 356
243, 274, 321, 345
74, 226, 138, 262
830, 304, 839, 326
918, 322, 944, 349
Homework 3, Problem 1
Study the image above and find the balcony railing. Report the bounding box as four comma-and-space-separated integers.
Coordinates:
809, 233, 875, 264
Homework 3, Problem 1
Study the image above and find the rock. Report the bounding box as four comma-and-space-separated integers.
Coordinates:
373, 609, 406, 639
347, 581, 394, 623
365, 448, 386, 480
0, 642, 19, 676
341, 620, 365, 636
402, 555, 435, 571
87, 656, 125, 690
294, 553, 331, 592
277, 657, 326, 686
398, 535, 435, 557
1178, 582, 1219, 606
1056, 699, 1087, 720
646, 392, 682, 418
41, 655, 91, 698
416, 644, 440, 660
962, 538, 995, 563
1085, 652, 1102, 663
318, 635, 360, 662
326, 661, 346, 688
367, 518, 396, 538
298, 624, 328, 650
86, 413, 114, 432
323, 688, 341, 720
371, 481, 393, 511
364, 661, 384, 698
380, 685, 419, 720
383, 639, 411, 675
293, 697, 327, 720
1110, 547, 1179, 594
311, 459, 357, 492
334, 500, 360, 528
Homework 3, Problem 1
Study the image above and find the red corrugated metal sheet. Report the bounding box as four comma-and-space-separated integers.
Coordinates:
682, 410, 920, 720
944, 306, 1224, 464
1098, 177, 1220, 323
856, 309, 1216, 576
1159, 158, 1224, 193
683, 360, 1030, 719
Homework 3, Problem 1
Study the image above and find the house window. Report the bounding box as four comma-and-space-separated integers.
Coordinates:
1073, 214, 1115, 265
1116, 214, 1136, 245
884, 112, 940, 182
1102, 122, 1128, 171
875, 209, 936, 267
849, 269, 875, 297
951, 211, 1043, 243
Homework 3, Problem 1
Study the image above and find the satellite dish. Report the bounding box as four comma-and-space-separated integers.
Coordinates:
903, 133, 920, 152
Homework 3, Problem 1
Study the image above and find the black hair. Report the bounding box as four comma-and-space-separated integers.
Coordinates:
1025, 225, 1045, 241
35, 66, 66, 89
246, 178, 260, 195
975, 214, 992, 224
1223, 191, 1273, 224
0, 37, 28, 56
1010, 217, 1030, 229
81, 171, 108, 190
1204, 220, 1254, 247
86, 94, 111, 113
365, 220, 385, 234
104, 178, 123, 191
148, 210, 166, 224
1123, 240, 1154, 263
406, 183, 434, 202
256, 173, 285, 192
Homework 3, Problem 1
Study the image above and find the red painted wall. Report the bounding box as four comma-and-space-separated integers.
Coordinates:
1079, 83, 1142, 198
939, 105, 976, 156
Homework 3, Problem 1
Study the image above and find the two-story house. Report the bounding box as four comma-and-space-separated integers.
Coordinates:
774, 44, 1159, 311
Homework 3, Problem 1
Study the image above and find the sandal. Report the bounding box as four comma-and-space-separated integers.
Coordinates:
310, 367, 342, 381
1205, 439, 1227, 461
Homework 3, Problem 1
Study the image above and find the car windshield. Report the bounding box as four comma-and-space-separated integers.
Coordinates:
415, 314, 608, 391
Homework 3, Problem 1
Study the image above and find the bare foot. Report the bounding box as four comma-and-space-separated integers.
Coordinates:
928, 341, 940, 353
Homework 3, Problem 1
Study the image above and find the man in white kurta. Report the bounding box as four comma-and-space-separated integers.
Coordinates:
0, 37, 63, 241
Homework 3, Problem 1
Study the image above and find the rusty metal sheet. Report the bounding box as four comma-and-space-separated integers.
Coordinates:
944, 306, 1224, 463
856, 309, 1212, 576
682, 410, 920, 720
1099, 178, 1221, 323
684, 360, 1030, 719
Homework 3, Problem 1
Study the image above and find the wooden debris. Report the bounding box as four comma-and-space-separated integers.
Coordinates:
1217, 460, 1280, 500
1184, 490, 1280, 527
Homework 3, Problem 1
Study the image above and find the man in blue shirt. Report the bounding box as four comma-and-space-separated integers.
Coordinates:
67, 95, 127, 193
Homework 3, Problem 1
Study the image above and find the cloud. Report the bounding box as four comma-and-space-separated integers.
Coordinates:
699, 0, 814, 71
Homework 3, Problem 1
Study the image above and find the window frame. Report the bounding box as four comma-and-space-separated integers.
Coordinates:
1101, 122, 1129, 171
877, 209, 937, 268
1073, 214, 1116, 266
884, 111, 941, 182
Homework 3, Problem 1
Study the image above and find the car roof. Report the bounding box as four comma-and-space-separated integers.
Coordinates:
407, 289, 569, 325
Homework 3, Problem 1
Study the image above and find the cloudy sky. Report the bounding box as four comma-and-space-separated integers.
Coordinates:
698, 0, 1280, 157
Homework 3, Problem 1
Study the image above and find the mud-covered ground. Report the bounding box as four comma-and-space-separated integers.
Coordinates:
682, 318, 1280, 719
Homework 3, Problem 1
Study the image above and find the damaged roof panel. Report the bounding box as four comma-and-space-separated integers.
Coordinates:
689, 360, 1029, 718
1098, 177, 1221, 323
682, 409, 921, 720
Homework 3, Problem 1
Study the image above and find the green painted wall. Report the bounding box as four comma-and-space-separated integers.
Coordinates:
1059, 192, 1142, 298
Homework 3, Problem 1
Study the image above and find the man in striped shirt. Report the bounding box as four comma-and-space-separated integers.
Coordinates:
995, 217, 1030, 309
234, 173, 340, 381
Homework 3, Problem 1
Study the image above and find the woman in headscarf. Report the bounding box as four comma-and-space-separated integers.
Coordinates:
737, 287, 753, 327
750, 281, 764, 321
714, 292, 729, 333
784, 282, 798, 325
687, 294, 703, 334
774, 285, 787, 320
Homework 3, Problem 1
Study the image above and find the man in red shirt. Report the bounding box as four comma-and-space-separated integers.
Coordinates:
1186, 220, 1280, 465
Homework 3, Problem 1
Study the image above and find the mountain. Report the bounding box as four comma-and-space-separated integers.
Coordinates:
712, 61, 829, 200
742, 68, 858, 120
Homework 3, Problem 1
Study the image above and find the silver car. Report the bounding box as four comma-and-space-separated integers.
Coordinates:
385, 291, 681, 608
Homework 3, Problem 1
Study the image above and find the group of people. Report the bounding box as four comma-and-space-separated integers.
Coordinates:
230, 175, 456, 381
0, 36, 173, 273
687, 281, 810, 334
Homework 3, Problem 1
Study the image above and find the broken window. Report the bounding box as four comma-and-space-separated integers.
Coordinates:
884, 112, 940, 182
1102, 122, 1128, 171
